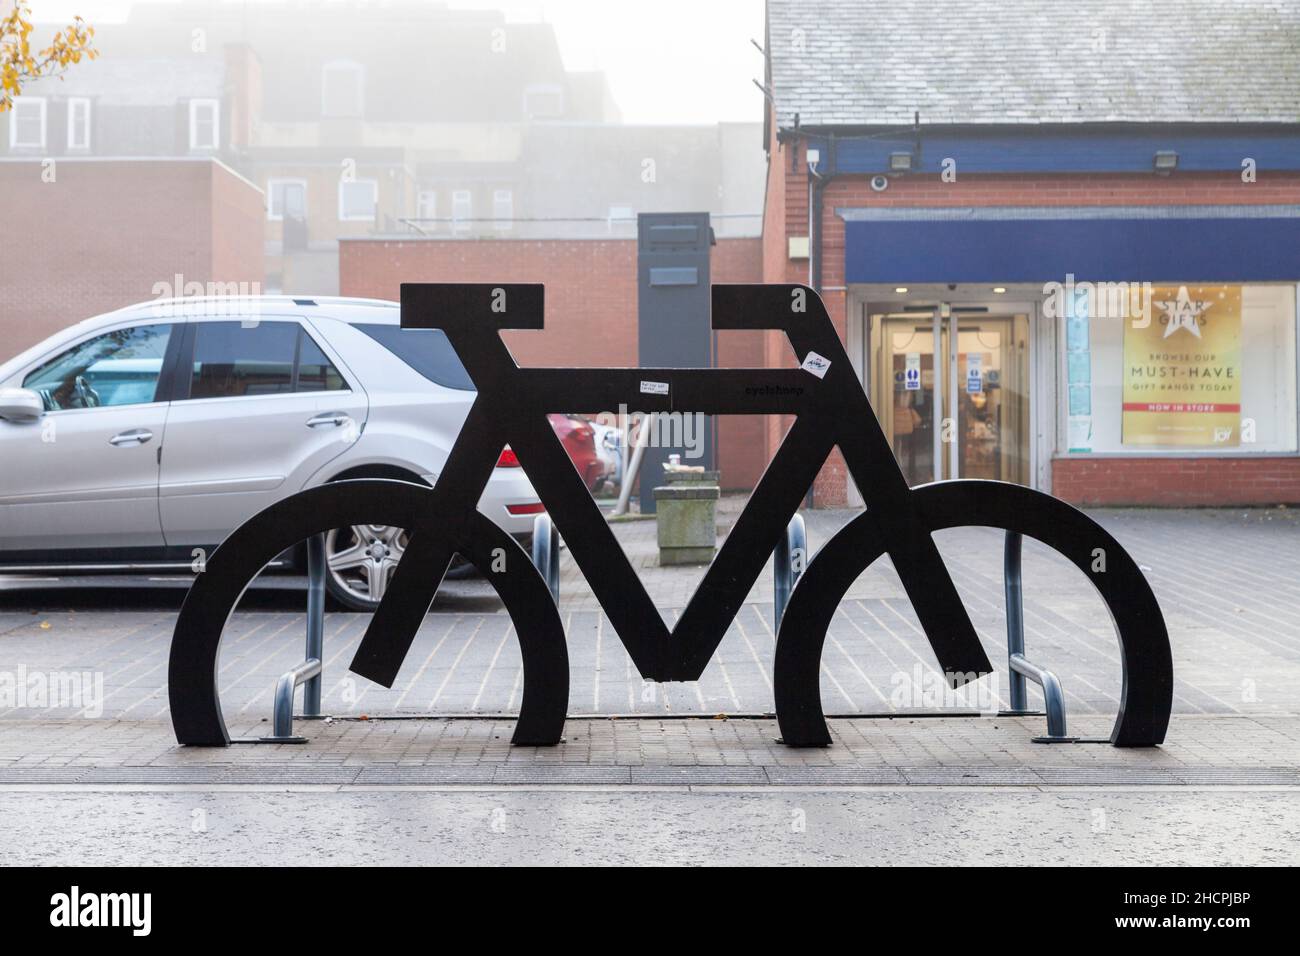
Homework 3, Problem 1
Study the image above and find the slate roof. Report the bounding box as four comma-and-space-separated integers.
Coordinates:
767, 0, 1300, 127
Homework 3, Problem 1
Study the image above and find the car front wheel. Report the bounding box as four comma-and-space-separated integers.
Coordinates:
323, 524, 473, 611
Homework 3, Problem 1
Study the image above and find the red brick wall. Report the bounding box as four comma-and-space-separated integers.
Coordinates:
339, 235, 769, 489
759, 141, 1300, 505
0, 159, 265, 362
1053, 457, 1300, 507
814, 171, 1300, 290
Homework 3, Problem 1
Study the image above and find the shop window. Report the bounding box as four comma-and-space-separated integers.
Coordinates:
1059, 282, 1297, 454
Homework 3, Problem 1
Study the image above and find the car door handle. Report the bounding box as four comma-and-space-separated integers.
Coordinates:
306, 412, 351, 428
109, 428, 153, 447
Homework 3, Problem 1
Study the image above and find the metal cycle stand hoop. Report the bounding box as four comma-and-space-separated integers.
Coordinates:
772, 514, 807, 630
532, 514, 560, 605
239, 533, 327, 744
999, 531, 1078, 743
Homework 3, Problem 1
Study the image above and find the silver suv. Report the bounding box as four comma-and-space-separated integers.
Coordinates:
0, 295, 543, 610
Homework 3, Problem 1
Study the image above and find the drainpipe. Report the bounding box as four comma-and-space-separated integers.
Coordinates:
805, 134, 836, 509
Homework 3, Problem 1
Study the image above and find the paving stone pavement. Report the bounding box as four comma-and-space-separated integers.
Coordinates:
0, 502, 1297, 734
0, 714, 1297, 787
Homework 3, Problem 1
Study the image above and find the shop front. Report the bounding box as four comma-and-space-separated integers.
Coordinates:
842, 207, 1300, 505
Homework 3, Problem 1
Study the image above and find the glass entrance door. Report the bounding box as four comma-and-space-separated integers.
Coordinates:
872, 308, 1030, 486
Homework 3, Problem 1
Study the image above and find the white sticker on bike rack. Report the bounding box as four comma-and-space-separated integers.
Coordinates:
800, 351, 831, 379
640, 380, 669, 395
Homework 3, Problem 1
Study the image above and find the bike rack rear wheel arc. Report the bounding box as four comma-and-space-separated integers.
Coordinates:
772, 479, 1173, 748
168, 479, 570, 747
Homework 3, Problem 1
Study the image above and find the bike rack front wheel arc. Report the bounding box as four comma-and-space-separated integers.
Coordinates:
772, 479, 1173, 748
168, 480, 570, 747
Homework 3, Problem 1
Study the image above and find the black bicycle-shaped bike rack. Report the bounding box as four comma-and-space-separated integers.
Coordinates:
169, 283, 1173, 748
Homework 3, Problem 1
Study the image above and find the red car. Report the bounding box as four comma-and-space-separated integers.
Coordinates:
548, 413, 604, 491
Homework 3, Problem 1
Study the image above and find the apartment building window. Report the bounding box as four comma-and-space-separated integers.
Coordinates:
189, 99, 220, 150
8, 97, 46, 149
338, 178, 378, 222
322, 61, 364, 118
417, 190, 437, 227
66, 98, 91, 150
522, 84, 564, 120
493, 189, 513, 233
452, 189, 472, 235
267, 179, 307, 221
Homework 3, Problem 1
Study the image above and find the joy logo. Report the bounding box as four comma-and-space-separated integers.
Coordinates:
49, 886, 151, 937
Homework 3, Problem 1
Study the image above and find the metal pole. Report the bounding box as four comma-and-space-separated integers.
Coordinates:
773, 513, 807, 631
948, 307, 960, 480
1004, 531, 1026, 712
612, 412, 654, 517
931, 307, 942, 483
303, 533, 326, 717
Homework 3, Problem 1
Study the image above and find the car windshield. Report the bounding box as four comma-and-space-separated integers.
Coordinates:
355, 323, 474, 391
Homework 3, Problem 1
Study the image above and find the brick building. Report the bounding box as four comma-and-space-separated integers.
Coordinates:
761, 0, 1300, 506
339, 234, 769, 490
0, 158, 264, 362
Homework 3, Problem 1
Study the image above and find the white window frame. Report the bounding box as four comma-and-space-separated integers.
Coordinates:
337, 178, 378, 222
416, 190, 438, 226
188, 98, 220, 150
9, 97, 47, 149
493, 189, 513, 233
321, 60, 365, 118
451, 189, 472, 235
266, 178, 308, 222
65, 97, 90, 150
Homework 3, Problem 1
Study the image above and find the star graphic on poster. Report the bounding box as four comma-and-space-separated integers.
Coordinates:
1155, 287, 1212, 339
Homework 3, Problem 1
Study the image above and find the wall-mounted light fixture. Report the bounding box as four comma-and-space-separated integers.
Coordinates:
1153, 150, 1179, 174
889, 151, 913, 173
992, 287, 1007, 294
894, 287, 909, 294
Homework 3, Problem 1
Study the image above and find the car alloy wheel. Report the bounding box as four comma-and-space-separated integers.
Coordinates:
325, 524, 409, 609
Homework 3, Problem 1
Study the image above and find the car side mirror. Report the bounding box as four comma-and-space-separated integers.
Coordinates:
0, 387, 45, 422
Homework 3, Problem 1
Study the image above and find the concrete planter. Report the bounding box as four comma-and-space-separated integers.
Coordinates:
654, 470, 720, 565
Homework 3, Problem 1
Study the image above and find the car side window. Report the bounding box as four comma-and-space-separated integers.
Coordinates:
22, 325, 173, 411
190, 322, 298, 399
296, 329, 347, 392
354, 323, 473, 391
